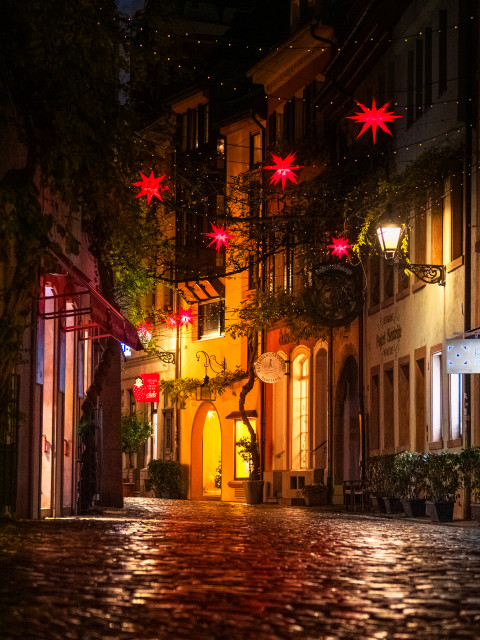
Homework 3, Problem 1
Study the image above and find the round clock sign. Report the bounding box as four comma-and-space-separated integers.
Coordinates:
254, 352, 286, 383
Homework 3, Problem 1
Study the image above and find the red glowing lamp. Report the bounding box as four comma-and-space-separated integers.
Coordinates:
204, 223, 235, 251
346, 98, 402, 143
132, 171, 169, 204
137, 320, 155, 342
165, 314, 178, 329
178, 308, 196, 328
264, 152, 302, 190
328, 237, 352, 258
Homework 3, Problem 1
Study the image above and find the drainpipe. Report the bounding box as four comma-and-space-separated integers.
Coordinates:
252, 110, 267, 479
327, 326, 334, 503
358, 299, 366, 481
463, 1, 474, 449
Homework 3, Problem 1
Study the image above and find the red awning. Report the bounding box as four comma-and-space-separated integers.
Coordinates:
40, 252, 143, 351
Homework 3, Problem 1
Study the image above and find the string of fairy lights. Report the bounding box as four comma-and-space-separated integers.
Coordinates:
127, 12, 476, 343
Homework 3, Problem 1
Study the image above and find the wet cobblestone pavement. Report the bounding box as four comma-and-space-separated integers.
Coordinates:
1, 499, 480, 640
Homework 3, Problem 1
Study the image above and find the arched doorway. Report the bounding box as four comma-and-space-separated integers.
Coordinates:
191, 402, 221, 500
333, 355, 360, 485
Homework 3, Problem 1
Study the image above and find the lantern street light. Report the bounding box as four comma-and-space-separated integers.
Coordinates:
195, 350, 226, 401
376, 217, 445, 286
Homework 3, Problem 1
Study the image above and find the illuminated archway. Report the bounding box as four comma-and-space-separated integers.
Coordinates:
191, 402, 221, 499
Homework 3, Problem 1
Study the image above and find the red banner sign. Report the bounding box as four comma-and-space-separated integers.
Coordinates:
132, 373, 159, 402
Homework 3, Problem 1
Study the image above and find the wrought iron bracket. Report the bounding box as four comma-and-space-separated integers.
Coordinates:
196, 350, 226, 375
388, 258, 445, 286
156, 351, 175, 364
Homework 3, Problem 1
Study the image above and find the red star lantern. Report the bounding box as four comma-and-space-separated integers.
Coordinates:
328, 237, 352, 258
132, 171, 169, 204
137, 320, 155, 342
346, 98, 402, 143
264, 152, 302, 190
178, 308, 196, 328
204, 223, 235, 251
165, 314, 178, 330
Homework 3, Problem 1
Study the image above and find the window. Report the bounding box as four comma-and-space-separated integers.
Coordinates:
414, 205, 427, 265
268, 112, 276, 145
198, 300, 224, 339
430, 188, 443, 265
384, 367, 394, 450
415, 38, 423, 119
398, 361, 410, 447
203, 104, 209, 144
234, 420, 256, 479
425, 28, 432, 108
370, 371, 380, 451
438, 10, 447, 95
292, 354, 309, 469
450, 174, 463, 261
369, 255, 380, 308
407, 50, 414, 127
284, 236, 295, 292
449, 374, 462, 441
249, 133, 262, 168
431, 350, 442, 443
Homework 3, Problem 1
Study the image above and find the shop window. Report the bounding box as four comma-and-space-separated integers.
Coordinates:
249, 133, 262, 168
292, 354, 309, 469
449, 374, 462, 441
370, 371, 380, 451
398, 361, 410, 447
430, 189, 443, 266
383, 366, 394, 450
431, 351, 442, 443
234, 419, 256, 479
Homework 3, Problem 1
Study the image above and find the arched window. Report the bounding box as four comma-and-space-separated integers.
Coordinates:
292, 354, 309, 469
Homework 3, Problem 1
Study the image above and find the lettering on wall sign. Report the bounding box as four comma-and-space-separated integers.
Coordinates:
375, 310, 402, 358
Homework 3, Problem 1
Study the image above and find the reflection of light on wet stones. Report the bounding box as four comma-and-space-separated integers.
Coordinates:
1, 499, 480, 638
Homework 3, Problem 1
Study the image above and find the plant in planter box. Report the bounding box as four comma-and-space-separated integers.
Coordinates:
302, 483, 327, 506
365, 454, 402, 513
393, 451, 427, 517
121, 414, 153, 493
147, 459, 182, 499
424, 452, 460, 522
459, 446, 480, 523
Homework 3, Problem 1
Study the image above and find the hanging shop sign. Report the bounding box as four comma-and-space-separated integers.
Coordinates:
445, 339, 480, 374
254, 352, 286, 383
121, 342, 132, 357
132, 372, 160, 402
306, 263, 364, 327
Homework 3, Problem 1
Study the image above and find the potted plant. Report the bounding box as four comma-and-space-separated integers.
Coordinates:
147, 459, 182, 499
236, 435, 263, 504
302, 482, 328, 506
365, 455, 388, 512
121, 413, 153, 496
424, 452, 460, 522
380, 454, 403, 514
459, 446, 480, 523
393, 451, 427, 517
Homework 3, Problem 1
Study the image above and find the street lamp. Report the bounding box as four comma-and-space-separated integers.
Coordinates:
195, 350, 226, 401
376, 217, 445, 286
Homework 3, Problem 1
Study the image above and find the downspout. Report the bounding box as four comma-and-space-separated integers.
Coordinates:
327, 326, 334, 503
252, 110, 267, 479
358, 298, 366, 481
463, 1, 475, 449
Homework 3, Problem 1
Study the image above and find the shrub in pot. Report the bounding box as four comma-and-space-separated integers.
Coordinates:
365, 455, 387, 512
424, 452, 460, 522
147, 459, 182, 499
393, 451, 427, 517
121, 414, 153, 494
302, 483, 327, 506
459, 446, 480, 523
236, 435, 263, 504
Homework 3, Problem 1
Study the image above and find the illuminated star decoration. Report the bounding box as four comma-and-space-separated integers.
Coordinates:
178, 308, 196, 328
346, 98, 402, 143
137, 320, 155, 342
132, 171, 169, 204
263, 152, 303, 190
204, 223, 235, 251
165, 314, 178, 330
328, 237, 352, 258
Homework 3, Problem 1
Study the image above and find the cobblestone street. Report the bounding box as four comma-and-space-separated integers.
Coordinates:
1, 499, 480, 640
